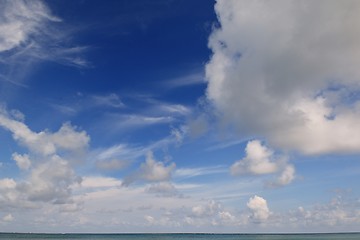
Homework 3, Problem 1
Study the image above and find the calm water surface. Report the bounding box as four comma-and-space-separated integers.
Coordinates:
0, 233, 359, 240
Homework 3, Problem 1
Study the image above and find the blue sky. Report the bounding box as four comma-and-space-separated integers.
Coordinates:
1, 0, 360, 233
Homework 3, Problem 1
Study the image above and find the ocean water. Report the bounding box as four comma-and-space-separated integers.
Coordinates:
0, 233, 359, 240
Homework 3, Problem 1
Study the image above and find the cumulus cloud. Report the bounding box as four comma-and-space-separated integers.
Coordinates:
267, 164, 296, 188
206, 0, 360, 155
0, 107, 89, 156
12, 152, 31, 170
284, 194, 360, 230
122, 152, 176, 186
230, 140, 295, 186
231, 140, 278, 175
24, 155, 81, 203
183, 200, 239, 227
0, 107, 89, 208
247, 195, 271, 222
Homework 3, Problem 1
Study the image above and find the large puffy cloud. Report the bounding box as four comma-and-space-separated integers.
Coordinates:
231, 140, 295, 187
206, 0, 360, 154
0, 107, 89, 208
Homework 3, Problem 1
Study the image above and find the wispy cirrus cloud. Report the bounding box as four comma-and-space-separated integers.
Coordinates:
0, 0, 88, 86
174, 165, 227, 179
162, 72, 205, 89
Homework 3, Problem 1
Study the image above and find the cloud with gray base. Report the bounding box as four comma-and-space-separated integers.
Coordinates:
247, 195, 271, 223
206, 0, 360, 155
231, 140, 295, 187
122, 152, 176, 186
0, 106, 89, 208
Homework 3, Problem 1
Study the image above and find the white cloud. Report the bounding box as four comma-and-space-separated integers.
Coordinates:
144, 215, 155, 224
12, 152, 31, 170
230, 140, 278, 175
0, 108, 89, 156
146, 182, 180, 198
119, 115, 174, 127
191, 200, 221, 218
95, 144, 140, 160
0, 0, 87, 87
206, 0, 360, 155
163, 72, 205, 88
139, 152, 175, 182
156, 103, 191, 116
0, 178, 17, 189
174, 166, 227, 179
284, 194, 360, 230
25, 155, 81, 203
91, 93, 125, 108
122, 152, 176, 186
247, 195, 271, 222
0, 0, 60, 52
81, 176, 122, 189
268, 164, 296, 188
230, 140, 295, 187
0, 107, 89, 207
2, 214, 14, 222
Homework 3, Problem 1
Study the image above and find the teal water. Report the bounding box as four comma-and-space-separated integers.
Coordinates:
0, 233, 359, 240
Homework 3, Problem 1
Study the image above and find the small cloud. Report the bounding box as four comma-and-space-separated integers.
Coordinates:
247, 195, 271, 222
174, 166, 227, 179
146, 182, 181, 198
191, 200, 221, 218
144, 215, 155, 224
230, 140, 295, 187
138, 152, 176, 182
230, 140, 279, 175
91, 93, 125, 108
163, 72, 205, 89
219, 211, 235, 222
2, 214, 14, 222
266, 164, 296, 188
12, 152, 31, 170
122, 152, 175, 186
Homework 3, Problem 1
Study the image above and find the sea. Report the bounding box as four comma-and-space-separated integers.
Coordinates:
0, 233, 359, 240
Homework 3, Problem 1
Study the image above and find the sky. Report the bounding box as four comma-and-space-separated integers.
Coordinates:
0, 0, 360, 234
